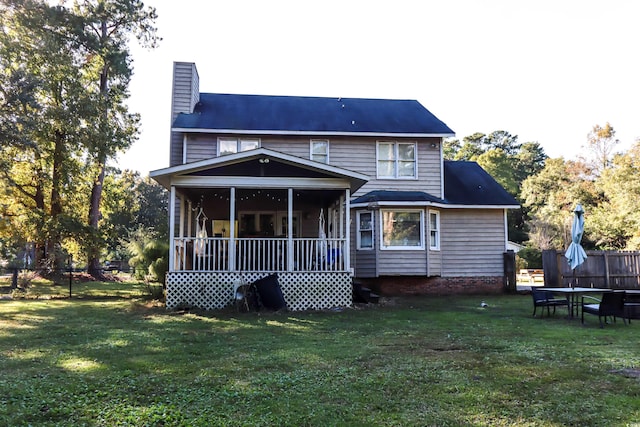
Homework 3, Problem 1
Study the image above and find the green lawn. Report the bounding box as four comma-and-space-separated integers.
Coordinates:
1, 279, 639, 426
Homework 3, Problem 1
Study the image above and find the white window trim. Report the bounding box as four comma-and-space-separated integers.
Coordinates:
376, 141, 418, 179
356, 210, 374, 250
217, 137, 261, 156
310, 139, 330, 163
379, 208, 425, 250
429, 209, 440, 251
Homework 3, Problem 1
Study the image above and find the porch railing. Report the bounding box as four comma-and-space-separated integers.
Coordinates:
173, 237, 346, 272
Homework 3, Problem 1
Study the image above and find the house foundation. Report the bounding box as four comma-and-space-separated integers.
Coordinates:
359, 276, 505, 296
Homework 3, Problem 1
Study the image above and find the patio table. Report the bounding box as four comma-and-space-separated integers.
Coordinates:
542, 287, 611, 319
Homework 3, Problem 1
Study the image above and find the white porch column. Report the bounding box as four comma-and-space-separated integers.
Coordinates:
179, 194, 185, 238
187, 200, 192, 238
169, 186, 176, 271
229, 187, 236, 271
344, 188, 351, 273
287, 188, 294, 271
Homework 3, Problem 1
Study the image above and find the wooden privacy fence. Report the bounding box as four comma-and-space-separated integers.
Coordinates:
542, 249, 640, 289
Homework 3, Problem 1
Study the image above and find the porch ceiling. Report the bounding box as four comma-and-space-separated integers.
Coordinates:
178, 187, 343, 206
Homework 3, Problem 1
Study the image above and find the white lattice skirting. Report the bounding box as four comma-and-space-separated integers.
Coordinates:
165, 271, 353, 311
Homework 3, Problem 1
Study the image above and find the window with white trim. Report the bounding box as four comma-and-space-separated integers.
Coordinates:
356, 211, 373, 250
380, 209, 424, 249
377, 142, 417, 179
218, 137, 260, 156
310, 139, 329, 163
429, 210, 440, 250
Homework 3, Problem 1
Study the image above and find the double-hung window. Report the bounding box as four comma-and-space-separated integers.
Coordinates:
218, 137, 260, 156
356, 211, 373, 250
380, 209, 424, 249
377, 142, 417, 179
310, 139, 329, 163
429, 210, 440, 250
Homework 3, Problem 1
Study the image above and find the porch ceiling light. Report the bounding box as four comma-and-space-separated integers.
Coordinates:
259, 157, 270, 164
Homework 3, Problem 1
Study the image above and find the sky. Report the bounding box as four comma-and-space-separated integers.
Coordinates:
118, 0, 640, 176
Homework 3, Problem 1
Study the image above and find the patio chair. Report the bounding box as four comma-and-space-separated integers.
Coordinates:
531, 288, 569, 317
581, 291, 626, 328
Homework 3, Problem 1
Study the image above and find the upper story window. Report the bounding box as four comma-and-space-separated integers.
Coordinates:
377, 141, 417, 179
218, 137, 260, 156
310, 139, 329, 163
380, 209, 424, 250
429, 210, 440, 250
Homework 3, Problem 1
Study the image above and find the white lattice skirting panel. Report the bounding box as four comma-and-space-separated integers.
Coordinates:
165, 271, 353, 311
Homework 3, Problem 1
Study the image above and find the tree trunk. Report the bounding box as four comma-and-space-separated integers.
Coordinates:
87, 28, 109, 279
87, 162, 105, 277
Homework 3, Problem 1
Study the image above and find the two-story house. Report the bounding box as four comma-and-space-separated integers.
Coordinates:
150, 62, 519, 310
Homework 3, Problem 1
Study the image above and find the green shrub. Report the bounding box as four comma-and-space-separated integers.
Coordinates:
517, 246, 542, 269
127, 231, 168, 283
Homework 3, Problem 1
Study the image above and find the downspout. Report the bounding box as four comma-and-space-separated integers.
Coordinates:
182, 134, 188, 164
426, 207, 430, 277
504, 209, 509, 251
440, 141, 445, 199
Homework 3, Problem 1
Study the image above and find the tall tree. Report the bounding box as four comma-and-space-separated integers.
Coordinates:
521, 157, 600, 249
1, 0, 90, 272
589, 142, 640, 249
44, 0, 159, 276
583, 122, 620, 175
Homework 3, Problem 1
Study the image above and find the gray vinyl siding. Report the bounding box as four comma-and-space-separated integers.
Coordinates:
170, 62, 199, 166
185, 135, 216, 163
262, 137, 310, 158
179, 135, 442, 195
440, 209, 506, 277
329, 137, 442, 199
377, 249, 427, 276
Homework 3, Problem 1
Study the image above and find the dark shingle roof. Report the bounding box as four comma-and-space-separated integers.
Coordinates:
443, 161, 519, 206
351, 162, 519, 207
352, 190, 443, 205
173, 93, 454, 135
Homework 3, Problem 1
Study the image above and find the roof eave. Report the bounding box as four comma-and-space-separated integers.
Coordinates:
350, 201, 520, 209
172, 127, 455, 138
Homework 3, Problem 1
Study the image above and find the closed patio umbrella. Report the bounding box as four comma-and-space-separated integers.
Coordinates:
565, 204, 587, 287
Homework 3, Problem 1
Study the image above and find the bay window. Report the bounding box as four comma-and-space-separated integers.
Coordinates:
380, 209, 424, 249
429, 210, 440, 250
357, 211, 373, 250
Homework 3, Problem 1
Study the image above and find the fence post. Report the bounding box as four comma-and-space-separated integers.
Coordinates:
11, 267, 18, 289
603, 251, 610, 288
503, 251, 516, 293
542, 250, 559, 287
68, 254, 73, 298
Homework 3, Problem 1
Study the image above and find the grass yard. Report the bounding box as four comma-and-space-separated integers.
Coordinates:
1, 278, 639, 426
